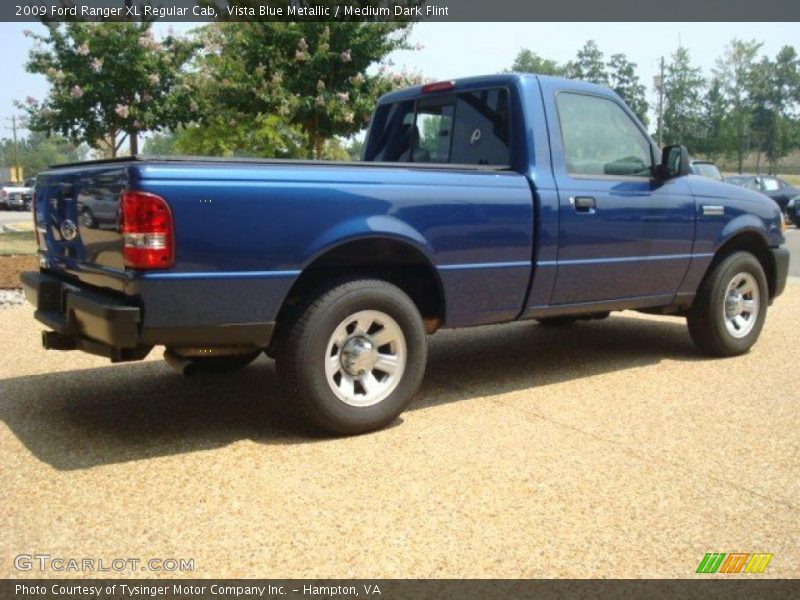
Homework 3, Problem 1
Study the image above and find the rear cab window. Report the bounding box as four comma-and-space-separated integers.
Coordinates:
364, 87, 511, 167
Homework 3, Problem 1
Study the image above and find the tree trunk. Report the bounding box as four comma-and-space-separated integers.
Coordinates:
129, 130, 139, 156
109, 129, 117, 158
314, 135, 324, 160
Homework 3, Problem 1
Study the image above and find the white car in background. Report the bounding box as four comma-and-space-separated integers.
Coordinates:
0, 177, 35, 210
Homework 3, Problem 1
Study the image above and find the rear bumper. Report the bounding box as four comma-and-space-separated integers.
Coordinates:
21, 271, 275, 361
771, 247, 790, 300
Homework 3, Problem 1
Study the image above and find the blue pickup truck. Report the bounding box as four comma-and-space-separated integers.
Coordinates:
22, 74, 789, 434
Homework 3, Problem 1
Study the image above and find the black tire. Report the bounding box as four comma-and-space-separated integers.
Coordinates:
277, 279, 427, 435
80, 208, 97, 229
190, 351, 261, 373
536, 316, 579, 327
687, 251, 768, 357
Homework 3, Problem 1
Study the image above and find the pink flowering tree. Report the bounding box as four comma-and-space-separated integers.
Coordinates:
191, 22, 424, 158
21, 23, 198, 156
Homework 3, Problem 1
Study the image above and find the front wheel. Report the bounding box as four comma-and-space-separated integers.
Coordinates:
277, 279, 427, 434
687, 251, 768, 357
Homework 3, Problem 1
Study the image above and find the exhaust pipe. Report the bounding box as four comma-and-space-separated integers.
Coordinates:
163, 349, 198, 377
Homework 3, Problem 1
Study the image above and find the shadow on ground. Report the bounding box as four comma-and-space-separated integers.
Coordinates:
0, 315, 701, 470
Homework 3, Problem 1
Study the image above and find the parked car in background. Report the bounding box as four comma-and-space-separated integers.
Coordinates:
724, 174, 800, 214
786, 197, 800, 227
1, 179, 35, 210
20, 177, 36, 211
689, 160, 723, 181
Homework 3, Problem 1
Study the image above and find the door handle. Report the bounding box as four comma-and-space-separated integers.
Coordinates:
570, 196, 596, 213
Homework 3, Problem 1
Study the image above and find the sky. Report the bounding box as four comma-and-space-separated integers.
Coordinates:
1, 21, 799, 139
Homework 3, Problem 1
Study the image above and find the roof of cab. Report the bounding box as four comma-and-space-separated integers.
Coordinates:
376, 73, 616, 105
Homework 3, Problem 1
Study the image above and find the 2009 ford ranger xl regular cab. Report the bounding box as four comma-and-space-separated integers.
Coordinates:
22, 74, 790, 434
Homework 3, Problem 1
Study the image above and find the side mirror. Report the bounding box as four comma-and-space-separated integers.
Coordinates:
656, 144, 690, 179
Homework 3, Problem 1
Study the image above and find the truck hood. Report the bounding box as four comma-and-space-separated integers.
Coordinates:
685, 174, 784, 247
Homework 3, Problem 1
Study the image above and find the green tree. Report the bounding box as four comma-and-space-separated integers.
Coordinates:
173, 115, 305, 158
607, 53, 648, 126
0, 131, 86, 177
749, 47, 800, 172
696, 76, 729, 161
142, 130, 179, 156
566, 40, 609, 85
191, 22, 419, 158
344, 136, 365, 160
20, 23, 199, 157
509, 49, 563, 76
661, 46, 705, 150
714, 39, 762, 172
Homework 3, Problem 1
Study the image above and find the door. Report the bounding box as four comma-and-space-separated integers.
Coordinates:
547, 90, 695, 305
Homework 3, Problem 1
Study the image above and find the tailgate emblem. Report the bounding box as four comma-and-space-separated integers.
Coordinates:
60, 219, 78, 241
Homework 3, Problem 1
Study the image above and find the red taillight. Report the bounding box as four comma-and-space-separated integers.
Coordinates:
422, 80, 455, 94
121, 191, 174, 270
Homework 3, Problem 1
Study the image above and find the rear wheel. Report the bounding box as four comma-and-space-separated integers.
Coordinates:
80, 208, 97, 228
277, 279, 427, 434
687, 251, 768, 356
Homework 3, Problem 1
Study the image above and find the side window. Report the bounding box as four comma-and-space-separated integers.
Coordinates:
363, 101, 415, 162
450, 89, 511, 165
743, 179, 760, 191
762, 177, 781, 192
557, 92, 653, 178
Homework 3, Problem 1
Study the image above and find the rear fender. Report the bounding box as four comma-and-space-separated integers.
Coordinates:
301, 215, 436, 268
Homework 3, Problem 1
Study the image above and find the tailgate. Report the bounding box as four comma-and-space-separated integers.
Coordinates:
35, 166, 129, 292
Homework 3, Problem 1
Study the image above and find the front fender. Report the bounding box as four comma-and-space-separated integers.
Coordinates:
715, 214, 771, 252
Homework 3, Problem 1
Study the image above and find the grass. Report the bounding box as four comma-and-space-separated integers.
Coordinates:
0, 231, 37, 256
780, 174, 800, 186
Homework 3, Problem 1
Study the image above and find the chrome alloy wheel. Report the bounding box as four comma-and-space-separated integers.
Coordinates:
723, 272, 760, 339
324, 310, 407, 407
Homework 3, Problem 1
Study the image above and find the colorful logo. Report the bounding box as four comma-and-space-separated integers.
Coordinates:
696, 553, 773, 574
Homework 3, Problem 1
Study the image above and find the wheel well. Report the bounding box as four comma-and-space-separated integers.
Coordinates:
712, 232, 776, 298
277, 238, 445, 333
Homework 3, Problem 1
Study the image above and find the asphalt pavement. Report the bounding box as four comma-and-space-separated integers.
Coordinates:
783, 227, 800, 277
0, 209, 30, 227
1, 286, 798, 578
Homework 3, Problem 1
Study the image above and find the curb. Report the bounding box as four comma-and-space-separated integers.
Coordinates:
1, 223, 31, 233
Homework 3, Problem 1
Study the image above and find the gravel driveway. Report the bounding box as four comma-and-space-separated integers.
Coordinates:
1, 287, 798, 578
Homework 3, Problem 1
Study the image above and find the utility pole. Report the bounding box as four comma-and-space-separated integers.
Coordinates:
3, 116, 21, 181
653, 57, 665, 147
11, 115, 19, 182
